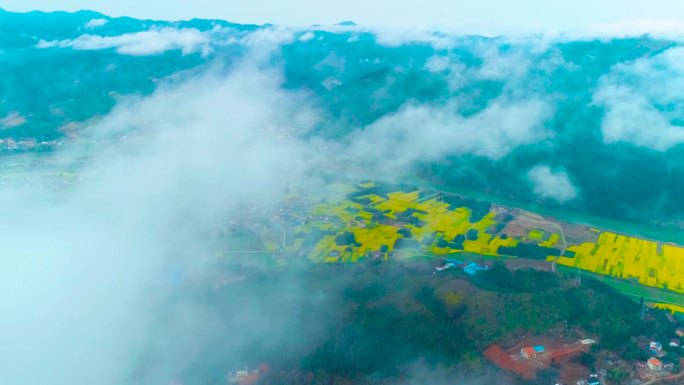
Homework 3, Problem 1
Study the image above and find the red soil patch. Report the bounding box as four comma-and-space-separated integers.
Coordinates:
238, 364, 269, 385
485, 339, 589, 381
485, 344, 535, 379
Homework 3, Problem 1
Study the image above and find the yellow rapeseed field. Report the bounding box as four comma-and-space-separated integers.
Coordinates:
299, 184, 684, 298
305, 186, 516, 261
654, 303, 684, 315
556, 232, 684, 293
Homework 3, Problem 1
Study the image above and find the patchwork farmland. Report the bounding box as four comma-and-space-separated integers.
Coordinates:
276, 182, 684, 305
552, 232, 684, 293
217, 183, 684, 313
296, 185, 522, 263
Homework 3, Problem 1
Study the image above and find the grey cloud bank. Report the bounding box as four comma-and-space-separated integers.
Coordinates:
0, 53, 316, 384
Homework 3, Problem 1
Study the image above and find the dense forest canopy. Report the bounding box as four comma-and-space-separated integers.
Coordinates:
137, 261, 674, 385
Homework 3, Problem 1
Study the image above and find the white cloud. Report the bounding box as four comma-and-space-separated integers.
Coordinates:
306, 23, 363, 35
298, 31, 315, 41
475, 44, 532, 81
424, 55, 451, 73
37, 28, 212, 56
344, 99, 551, 172
236, 27, 295, 62
594, 46, 684, 150
372, 28, 455, 49
84, 18, 109, 29
423, 39, 557, 93
595, 85, 684, 150
0, 111, 26, 129
424, 55, 469, 91
527, 165, 579, 203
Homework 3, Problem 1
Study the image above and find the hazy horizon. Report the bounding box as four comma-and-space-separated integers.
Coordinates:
4, 0, 684, 36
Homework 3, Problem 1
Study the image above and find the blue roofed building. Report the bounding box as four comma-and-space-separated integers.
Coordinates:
649, 341, 663, 355
463, 262, 491, 275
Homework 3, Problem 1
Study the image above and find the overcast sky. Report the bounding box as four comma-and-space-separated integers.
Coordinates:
3, 0, 684, 34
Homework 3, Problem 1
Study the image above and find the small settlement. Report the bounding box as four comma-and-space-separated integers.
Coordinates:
486, 333, 684, 385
